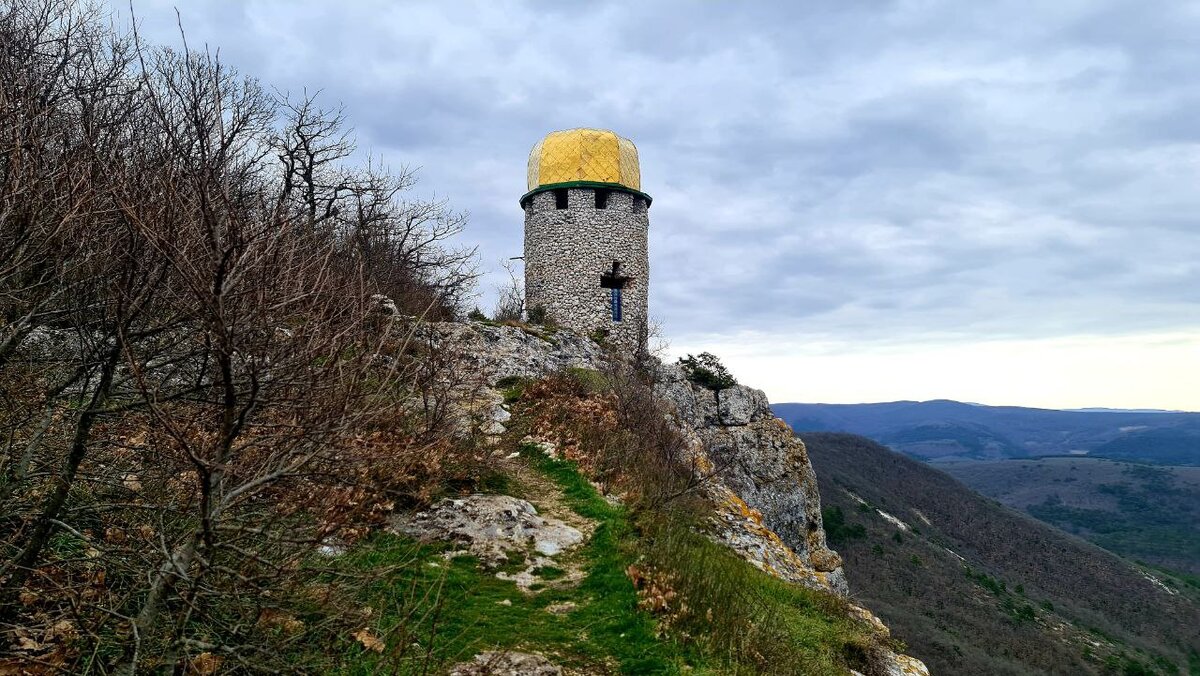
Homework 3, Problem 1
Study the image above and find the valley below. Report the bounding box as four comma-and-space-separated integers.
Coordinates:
803, 433, 1200, 676
775, 398, 1200, 577
774, 399, 1200, 465
777, 400, 1200, 673
938, 457, 1200, 576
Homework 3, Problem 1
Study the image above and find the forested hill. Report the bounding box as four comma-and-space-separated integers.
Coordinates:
804, 432, 1200, 676
774, 400, 1200, 464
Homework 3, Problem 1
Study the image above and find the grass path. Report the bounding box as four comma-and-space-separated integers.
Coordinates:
328, 446, 703, 675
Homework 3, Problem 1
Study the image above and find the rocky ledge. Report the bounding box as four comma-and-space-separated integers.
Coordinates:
425, 320, 927, 676
448, 651, 561, 676
654, 363, 848, 593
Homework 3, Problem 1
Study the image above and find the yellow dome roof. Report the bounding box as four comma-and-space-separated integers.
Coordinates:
526, 128, 642, 192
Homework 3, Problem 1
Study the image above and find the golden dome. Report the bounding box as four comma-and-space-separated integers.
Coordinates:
526, 128, 642, 193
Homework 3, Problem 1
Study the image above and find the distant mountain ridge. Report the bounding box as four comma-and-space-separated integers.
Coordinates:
773, 399, 1200, 465
1070, 407, 1185, 413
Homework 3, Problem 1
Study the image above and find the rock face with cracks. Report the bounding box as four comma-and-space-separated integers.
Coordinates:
424, 321, 608, 383
653, 363, 848, 593
425, 320, 847, 593
421, 320, 926, 675
392, 494, 584, 564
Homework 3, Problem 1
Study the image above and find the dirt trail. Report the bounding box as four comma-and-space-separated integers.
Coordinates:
501, 455, 597, 541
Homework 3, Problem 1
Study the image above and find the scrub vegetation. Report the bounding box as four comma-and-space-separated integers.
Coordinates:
242, 371, 896, 675
0, 1, 480, 670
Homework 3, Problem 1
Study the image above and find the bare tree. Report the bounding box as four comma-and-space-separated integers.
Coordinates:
492, 258, 525, 322
273, 91, 479, 320
0, 2, 481, 670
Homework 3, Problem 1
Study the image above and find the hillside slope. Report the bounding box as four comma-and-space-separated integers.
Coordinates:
408, 323, 928, 675
941, 457, 1200, 575
775, 400, 1200, 464
804, 432, 1200, 676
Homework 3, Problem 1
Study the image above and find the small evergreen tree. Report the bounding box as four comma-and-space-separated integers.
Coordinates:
677, 352, 737, 392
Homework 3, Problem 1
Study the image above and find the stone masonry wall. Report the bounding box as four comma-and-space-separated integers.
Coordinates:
523, 187, 649, 351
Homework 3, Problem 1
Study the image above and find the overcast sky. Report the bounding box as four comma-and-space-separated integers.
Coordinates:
123, 1, 1200, 410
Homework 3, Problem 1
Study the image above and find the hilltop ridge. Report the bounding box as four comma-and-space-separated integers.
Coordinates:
774, 399, 1200, 464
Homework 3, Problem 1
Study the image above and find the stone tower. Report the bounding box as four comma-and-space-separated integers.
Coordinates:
522, 128, 650, 350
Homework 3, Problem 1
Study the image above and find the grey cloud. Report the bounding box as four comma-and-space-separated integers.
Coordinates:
124, 0, 1200, 346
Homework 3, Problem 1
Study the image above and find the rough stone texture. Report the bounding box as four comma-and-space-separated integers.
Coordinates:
391, 495, 584, 566
448, 651, 562, 676
425, 321, 609, 385
419, 322, 608, 445
653, 362, 847, 593
716, 386, 771, 426
886, 653, 932, 676
709, 487, 846, 591
428, 321, 846, 593
425, 321, 926, 675
523, 187, 649, 351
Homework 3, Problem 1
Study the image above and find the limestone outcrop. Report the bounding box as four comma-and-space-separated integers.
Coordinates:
654, 364, 848, 593
424, 321, 608, 383
427, 321, 847, 594
391, 494, 585, 564
390, 493, 590, 594
448, 651, 562, 676
425, 319, 926, 675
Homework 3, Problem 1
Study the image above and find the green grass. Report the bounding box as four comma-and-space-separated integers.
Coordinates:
531, 565, 565, 580
522, 447, 886, 674
307, 443, 886, 675
636, 513, 888, 675
561, 366, 609, 395
329, 535, 685, 675
493, 375, 532, 404
521, 445, 887, 674
317, 446, 695, 675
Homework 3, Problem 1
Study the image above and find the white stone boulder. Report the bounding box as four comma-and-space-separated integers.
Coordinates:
715, 385, 770, 426
449, 651, 561, 676
390, 495, 583, 567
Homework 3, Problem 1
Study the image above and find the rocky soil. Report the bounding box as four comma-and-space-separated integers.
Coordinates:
449, 651, 562, 676
392, 493, 589, 594
416, 320, 928, 676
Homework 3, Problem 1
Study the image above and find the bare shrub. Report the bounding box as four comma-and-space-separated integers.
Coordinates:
513, 362, 704, 510
0, 1, 478, 671
510, 363, 891, 675
491, 258, 525, 323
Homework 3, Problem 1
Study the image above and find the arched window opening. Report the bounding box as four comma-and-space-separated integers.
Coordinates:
594, 189, 609, 209
554, 189, 568, 209
600, 261, 631, 322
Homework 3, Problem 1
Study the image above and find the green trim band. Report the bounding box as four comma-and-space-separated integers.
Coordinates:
520, 181, 652, 207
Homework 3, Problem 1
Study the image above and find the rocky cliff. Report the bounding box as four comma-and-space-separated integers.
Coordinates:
425, 320, 928, 675
654, 364, 849, 594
